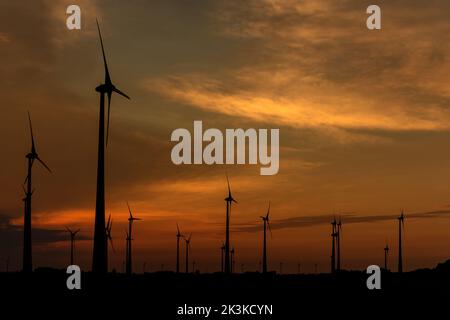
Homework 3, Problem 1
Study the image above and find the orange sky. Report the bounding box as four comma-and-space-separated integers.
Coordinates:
1, 0, 450, 273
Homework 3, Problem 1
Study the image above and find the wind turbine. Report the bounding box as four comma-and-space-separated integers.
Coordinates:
23, 112, 51, 273
105, 213, 115, 271
261, 202, 272, 274
220, 242, 225, 273
397, 211, 405, 273
176, 224, 183, 273
231, 247, 235, 273
126, 202, 141, 275
184, 234, 192, 273
92, 20, 130, 274
65, 227, 80, 266
336, 219, 342, 271
330, 217, 337, 273
384, 243, 389, 270
224, 174, 237, 274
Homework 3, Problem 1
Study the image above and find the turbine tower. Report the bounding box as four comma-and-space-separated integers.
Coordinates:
397, 211, 405, 273
176, 224, 183, 273
126, 202, 141, 275
224, 174, 237, 274
384, 243, 389, 270
184, 234, 192, 273
23, 112, 51, 272
92, 20, 130, 274
336, 219, 342, 271
260, 202, 272, 274
65, 227, 80, 266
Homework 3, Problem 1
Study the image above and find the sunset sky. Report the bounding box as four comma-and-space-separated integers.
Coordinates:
1, 0, 450, 273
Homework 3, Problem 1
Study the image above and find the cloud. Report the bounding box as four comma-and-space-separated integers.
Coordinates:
143, 0, 450, 139
234, 209, 450, 233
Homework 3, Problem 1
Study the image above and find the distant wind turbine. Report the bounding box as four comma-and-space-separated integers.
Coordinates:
336, 219, 342, 271
220, 242, 225, 273
398, 211, 405, 273
105, 213, 115, 270
330, 217, 337, 273
224, 174, 237, 274
260, 202, 272, 274
92, 20, 130, 274
65, 227, 80, 266
184, 234, 192, 273
384, 243, 389, 270
176, 224, 183, 273
126, 202, 141, 275
231, 247, 235, 273
23, 112, 51, 273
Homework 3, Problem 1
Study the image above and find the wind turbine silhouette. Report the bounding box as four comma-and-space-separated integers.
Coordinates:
224, 174, 237, 274
397, 211, 405, 273
176, 223, 183, 273
105, 213, 115, 271
261, 202, 272, 274
220, 242, 225, 272
126, 202, 141, 275
23, 112, 51, 273
384, 243, 389, 270
65, 227, 80, 266
184, 234, 192, 273
231, 247, 235, 273
336, 219, 342, 271
330, 217, 337, 273
92, 20, 130, 274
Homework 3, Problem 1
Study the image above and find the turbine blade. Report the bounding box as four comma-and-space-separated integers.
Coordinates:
106, 91, 112, 147
27, 111, 36, 154
113, 87, 130, 100
267, 221, 273, 238
106, 213, 111, 228
266, 201, 271, 219
126, 201, 132, 218
96, 19, 111, 84
36, 156, 52, 173
109, 236, 115, 252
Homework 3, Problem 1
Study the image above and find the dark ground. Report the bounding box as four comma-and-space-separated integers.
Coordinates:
1, 260, 449, 318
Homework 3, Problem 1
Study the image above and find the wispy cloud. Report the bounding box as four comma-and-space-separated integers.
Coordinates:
234, 209, 450, 233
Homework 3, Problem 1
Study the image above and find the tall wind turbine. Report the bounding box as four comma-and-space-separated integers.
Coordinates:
224, 174, 237, 274
176, 224, 183, 273
184, 234, 192, 273
330, 217, 337, 273
65, 227, 80, 266
397, 211, 405, 273
336, 219, 342, 271
384, 243, 389, 270
261, 202, 272, 274
126, 202, 141, 275
23, 112, 51, 272
92, 20, 130, 274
